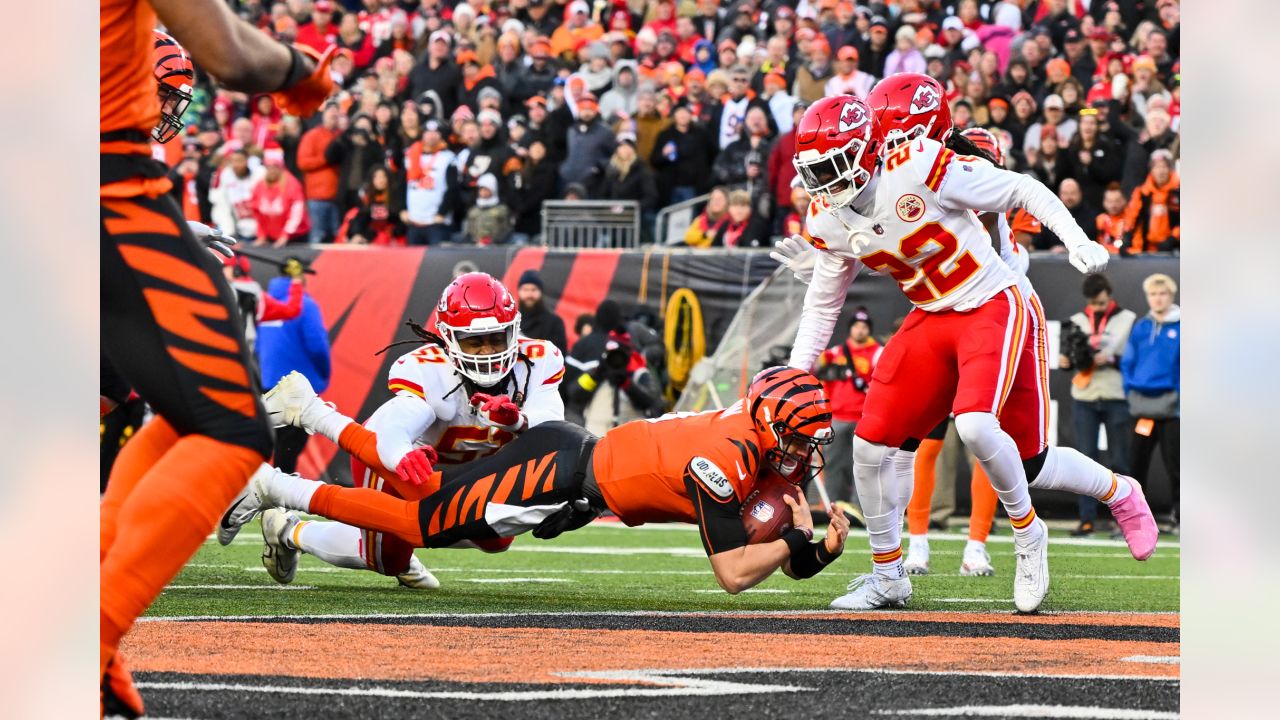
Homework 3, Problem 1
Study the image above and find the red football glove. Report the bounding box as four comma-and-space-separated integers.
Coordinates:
471, 392, 526, 431
271, 45, 339, 118
394, 445, 438, 486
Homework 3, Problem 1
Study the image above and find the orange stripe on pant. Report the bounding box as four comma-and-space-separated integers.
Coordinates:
995, 287, 1029, 415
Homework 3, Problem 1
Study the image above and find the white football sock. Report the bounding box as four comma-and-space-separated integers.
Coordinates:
311, 411, 354, 445
853, 437, 906, 578
964, 539, 987, 556
264, 468, 322, 512
908, 533, 929, 558
954, 412, 1034, 528
1028, 447, 1131, 504
893, 448, 916, 527
291, 520, 367, 570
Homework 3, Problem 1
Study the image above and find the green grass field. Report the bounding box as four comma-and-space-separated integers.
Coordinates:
152, 520, 1179, 617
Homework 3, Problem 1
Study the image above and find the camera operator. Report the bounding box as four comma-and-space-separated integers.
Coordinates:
1059, 273, 1136, 536
566, 327, 663, 434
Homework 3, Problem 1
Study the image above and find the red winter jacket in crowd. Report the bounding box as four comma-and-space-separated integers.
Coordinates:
250, 172, 310, 243
297, 20, 338, 54
817, 338, 882, 423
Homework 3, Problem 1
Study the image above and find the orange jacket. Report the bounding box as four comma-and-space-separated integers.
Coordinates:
296, 126, 341, 201
1124, 171, 1180, 253
550, 24, 603, 59
1095, 211, 1132, 254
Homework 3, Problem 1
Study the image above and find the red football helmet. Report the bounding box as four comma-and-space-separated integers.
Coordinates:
959, 127, 1004, 166
152, 30, 195, 144
867, 72, 952, 152
792, 95, 879, 208
745, 366, 834, 483
434, 272, 521, 386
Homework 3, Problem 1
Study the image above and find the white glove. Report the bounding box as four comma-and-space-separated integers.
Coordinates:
187, 220, 238, 259
769, 234, 817, 284
1068, 241, 1110, 274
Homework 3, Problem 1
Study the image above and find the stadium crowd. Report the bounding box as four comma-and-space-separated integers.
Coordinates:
161, 0, 1180, 251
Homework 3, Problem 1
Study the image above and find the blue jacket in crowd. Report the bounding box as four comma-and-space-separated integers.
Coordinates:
1120, 304, 1180, 396
257, 277, 331, 393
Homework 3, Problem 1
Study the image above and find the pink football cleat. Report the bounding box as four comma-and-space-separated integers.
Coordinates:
1110, 476, 1158, 560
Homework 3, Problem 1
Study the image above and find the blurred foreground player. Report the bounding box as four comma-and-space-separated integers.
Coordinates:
100, 2, 334, 715
224, 367, 850, 594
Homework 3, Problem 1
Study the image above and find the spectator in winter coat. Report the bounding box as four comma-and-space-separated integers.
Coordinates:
825, 45, 876, 100
325, 115, 386, 214
250, 150, 310, 248
1121, 108, 1177, 193
465, 174, 512, 245
767, 103, 806, 222
683, 187, 730, 248
884, 25, 926, 77
559, 94, 616, 192
1036, 178, 1096, 251
257, 274, 330, 473
711, 189, 770, 248
1125, 150, 1180, 253
212, 146, 265, 241
1024, 94, 1077, 158
514, 39, 559, 106
296, 103, 343, 244
550, 0, 604, 59
780, 183, 810, 240
761, 72, 798, 136
1029, 126, 1070, 200
577, 42, 615, 96
515, 269, 568, 356
710, 65, 765, 151
1095, 184, 1134, 254
1120, 273, 1181, 530
402, 120, 458, 246
601, 135, 659, 212
408, 31, 463, 117
821, 3, 861, 57
712, 107, 774, 211
599, 61, 641, 121
346, 165, 405, 245
861, 17, 893, 80
1064, 109, 1123, 212
792, 39, 834, 104
296, 0, 338, 53
631, 90, 670, 171
649, 103, 710, 206
457, 49, 503, 114
510, 140, 558, 243
335, 12, 376, 72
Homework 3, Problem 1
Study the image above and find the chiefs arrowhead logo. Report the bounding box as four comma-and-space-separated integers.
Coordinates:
837, 101, 867, 133
896, 194, 925, 222
909, 84, 940, 116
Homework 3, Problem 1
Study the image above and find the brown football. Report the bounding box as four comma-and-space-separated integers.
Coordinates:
740, 470, 802, 544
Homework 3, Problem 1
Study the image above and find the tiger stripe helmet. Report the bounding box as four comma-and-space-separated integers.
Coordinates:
152, 30, 195, 143
745, 366, 833, 483
959, 127, 1004, 166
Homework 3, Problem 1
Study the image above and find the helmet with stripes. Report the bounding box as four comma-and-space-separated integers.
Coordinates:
745, 366, 833, 483
152, 30, 195, 144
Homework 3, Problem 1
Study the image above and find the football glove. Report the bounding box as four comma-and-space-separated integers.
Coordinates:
471, 392, 526, 432
271, 45, 338, 118
769, 234, 816, 284
1067, 241, 1110, 274
394, 446, 438, 486
187, 220, 238, 259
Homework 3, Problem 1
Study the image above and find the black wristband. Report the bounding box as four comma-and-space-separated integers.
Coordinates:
790, 540, 841, 579
781, 527, 811, 555
275, 44, 312, 92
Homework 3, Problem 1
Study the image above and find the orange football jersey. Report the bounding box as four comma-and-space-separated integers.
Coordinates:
101, 0, 160, 139
591, 401, 764, 527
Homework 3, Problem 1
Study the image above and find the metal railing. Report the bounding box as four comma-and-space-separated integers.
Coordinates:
655, 193, 712, 246
540, 200, 641, 249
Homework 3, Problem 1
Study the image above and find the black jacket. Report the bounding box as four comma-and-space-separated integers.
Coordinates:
600, 161, 659, 210
325, 132, 386, 213
408, 60, 462, 118
511, 159, 559, 235
519, 301, 568, 356
1064, 135, 1123, 210
649, 124, 713, 197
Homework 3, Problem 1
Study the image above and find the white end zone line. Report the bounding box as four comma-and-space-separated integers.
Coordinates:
140, 608, 1179, 623
871, 705, 1177, 718
1123, 655, 1180, 665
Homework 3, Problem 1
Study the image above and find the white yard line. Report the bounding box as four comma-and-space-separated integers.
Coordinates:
871, 705, 1177, 718
692, 589, 790, 594
140, 609, 1178, 623
456, 578, 572, 584
1123, 655, 1180, 665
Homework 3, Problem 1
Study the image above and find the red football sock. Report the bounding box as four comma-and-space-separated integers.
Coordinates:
309, 484, 425, 547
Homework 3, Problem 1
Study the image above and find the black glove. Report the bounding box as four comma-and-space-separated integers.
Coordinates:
532, 500, 600, 540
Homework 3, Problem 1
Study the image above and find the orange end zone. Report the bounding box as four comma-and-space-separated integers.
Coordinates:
123, 622, 1179, 685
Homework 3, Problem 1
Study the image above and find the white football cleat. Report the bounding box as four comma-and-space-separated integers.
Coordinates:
263, 371, 334, 433
261, 508, 301, 584
830, 573, 913, 610
904, 538, 930, 575
216, 463, 276, 546
959, 543, 995, 577
1012, 517, 1050, 613
397, 554, 441, 590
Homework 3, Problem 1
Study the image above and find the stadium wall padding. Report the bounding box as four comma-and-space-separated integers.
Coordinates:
247, 247, 1179, 516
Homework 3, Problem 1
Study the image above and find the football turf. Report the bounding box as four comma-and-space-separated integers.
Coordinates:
130, 520, 1179, 719
151, 519, 1179, 617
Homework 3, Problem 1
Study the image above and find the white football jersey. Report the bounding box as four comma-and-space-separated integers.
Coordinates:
378, 337, 566, 466
792, 137, 1085, 371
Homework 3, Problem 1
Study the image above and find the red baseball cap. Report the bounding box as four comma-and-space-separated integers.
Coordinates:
837, 45, 858, 62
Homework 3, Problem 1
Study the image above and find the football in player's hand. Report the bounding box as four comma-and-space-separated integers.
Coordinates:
741, 470, 799, 544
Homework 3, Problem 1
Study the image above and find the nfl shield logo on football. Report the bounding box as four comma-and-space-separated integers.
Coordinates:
750, 501, 775, 523
896, 193, 925, 222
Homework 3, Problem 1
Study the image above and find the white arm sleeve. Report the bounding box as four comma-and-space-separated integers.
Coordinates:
937, 161, 1092, 252
363, 395, 437, 470
787, 251, 858, 372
